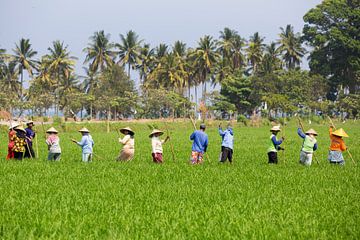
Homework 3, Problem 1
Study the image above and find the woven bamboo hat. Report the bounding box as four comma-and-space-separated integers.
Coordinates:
270, 125, 281, 132
305, 129, 318, 136
46, 127, 58, 133
14, 126, 26, 133
120, 127, 134, 135
78, 127, 90, 133
26, 120, 34, 125
149, 129, 164, 138
332, 128, 349, 138
9, 122, 20, 130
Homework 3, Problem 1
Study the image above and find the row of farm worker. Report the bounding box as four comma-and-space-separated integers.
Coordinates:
5, 121, 350, 165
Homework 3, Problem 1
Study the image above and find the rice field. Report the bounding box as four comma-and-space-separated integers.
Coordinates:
0, 120, 359, 239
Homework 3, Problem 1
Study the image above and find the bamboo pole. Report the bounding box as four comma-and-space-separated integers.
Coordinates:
164, 122, 176, 162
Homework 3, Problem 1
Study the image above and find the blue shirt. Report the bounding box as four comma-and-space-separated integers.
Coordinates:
190, 130, 208, 153
219, 127, 234, 149
25, 128, 35, 146
297, 128, 318, 151
77, 134, 94, 154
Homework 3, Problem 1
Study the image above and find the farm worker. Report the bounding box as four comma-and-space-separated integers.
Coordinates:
190, 123, 208, 164
218, 123, 234, 163
46, 127, 61, 161
7, 122, 20, 159
149, 129, 170, 164
12, 126, 27, 160
267, 125, 284, 164
117, 127, 135, 161
24, 120, 36, 158
328, 126, 348, 165
297, 127, 318, 166
71, 127, 94, 163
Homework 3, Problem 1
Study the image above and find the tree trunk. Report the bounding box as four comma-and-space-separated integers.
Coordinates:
107, 106, 111, 133
90, 102, 93, 120
128, 64, 131, 79
194, 85, 198, 117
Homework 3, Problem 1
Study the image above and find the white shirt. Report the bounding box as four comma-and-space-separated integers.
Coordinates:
119, 135, 134, 149
151, 136, 165, 153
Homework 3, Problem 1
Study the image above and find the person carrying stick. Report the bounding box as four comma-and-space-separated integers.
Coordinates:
149, 129, 170, 164
117, 127, 135, 161
297, 126, 318, 166
7, 122, 20, 160
328, 125, 348, 165
24, 121, 36, 159
267, 125, 284, 164
71, 127, 94, 163
189, 123, 208, 165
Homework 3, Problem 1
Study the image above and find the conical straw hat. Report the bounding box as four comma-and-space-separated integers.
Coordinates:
9, 122, 20, 130
46, 127, 58, 133
120, 127, 134, 135
270, 125, 281, 132
305, 128, 318, 136
14, 126, 26, 133
78, 127, 90, 133
26, 120, 34, 125
149, 129, 164, 138
332, 128, 349, 138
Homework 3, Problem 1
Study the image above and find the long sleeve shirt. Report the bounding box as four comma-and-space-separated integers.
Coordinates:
190, 130, 208, 153
25, 128, 36, 147
297, 128, 318, 151
151, 137, 165, 154
77, 134, 94, 154
219, 127, 234, 149
46, 134, 61, 153
329, 127, 346, 151
119, 135, 134, 150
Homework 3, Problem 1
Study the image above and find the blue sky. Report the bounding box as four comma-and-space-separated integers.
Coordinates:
1, 0, 322, 85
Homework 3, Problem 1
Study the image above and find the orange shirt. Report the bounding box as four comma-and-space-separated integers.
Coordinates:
329, 127, 347, 151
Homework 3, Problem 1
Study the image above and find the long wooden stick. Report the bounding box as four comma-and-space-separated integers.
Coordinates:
35, 125, 39, 159
189, 116, 211, 163
327, 116, 356, 165
164, 122, 176, 162
282, 117, 286, 164
298, 117, 319, 164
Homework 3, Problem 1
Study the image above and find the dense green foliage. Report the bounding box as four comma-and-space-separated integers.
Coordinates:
0, 121, 359, 239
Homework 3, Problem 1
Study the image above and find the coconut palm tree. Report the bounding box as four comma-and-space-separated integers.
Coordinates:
277, 24, 306, 69
83, 30, 115, 73
12, 38, 38, 98
137, 44, 155, 85
191, 35, 220, 99
43, 40, 77, 115
116, 30, 142, 78
259, 42, 282, 75
246, 32, 265, 74
0, 61, 21, 98
80, 66, 100, 119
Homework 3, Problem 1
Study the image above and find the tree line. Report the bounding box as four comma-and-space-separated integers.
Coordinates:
0, 0, 359, 120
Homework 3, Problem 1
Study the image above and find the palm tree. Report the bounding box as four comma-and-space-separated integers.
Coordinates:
12, 38, 38, 98
278, 24, 306, 69
137, 44, 155, 85
173, 41, 187, 58
1, 61, 21, 98
259, 42, 282, 75
83, 30, 115, 73
246, 32, 265, 74
80, 66, 100, 119
116, 30, 142, 78
43, 40, 77, 115
191, 35, 219, 99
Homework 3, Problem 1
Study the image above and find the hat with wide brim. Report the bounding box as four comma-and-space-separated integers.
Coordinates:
120, 127, 134, 135
78, 127, 90, 133
46, 127, 58, 133
332, 128, 349, 138
26, 120, 34, 125
270, 125, 281, 132
305, 128, 318, 136
149, 129, 164, 138
14, 126, 26, 133
9, 122, 20, 130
